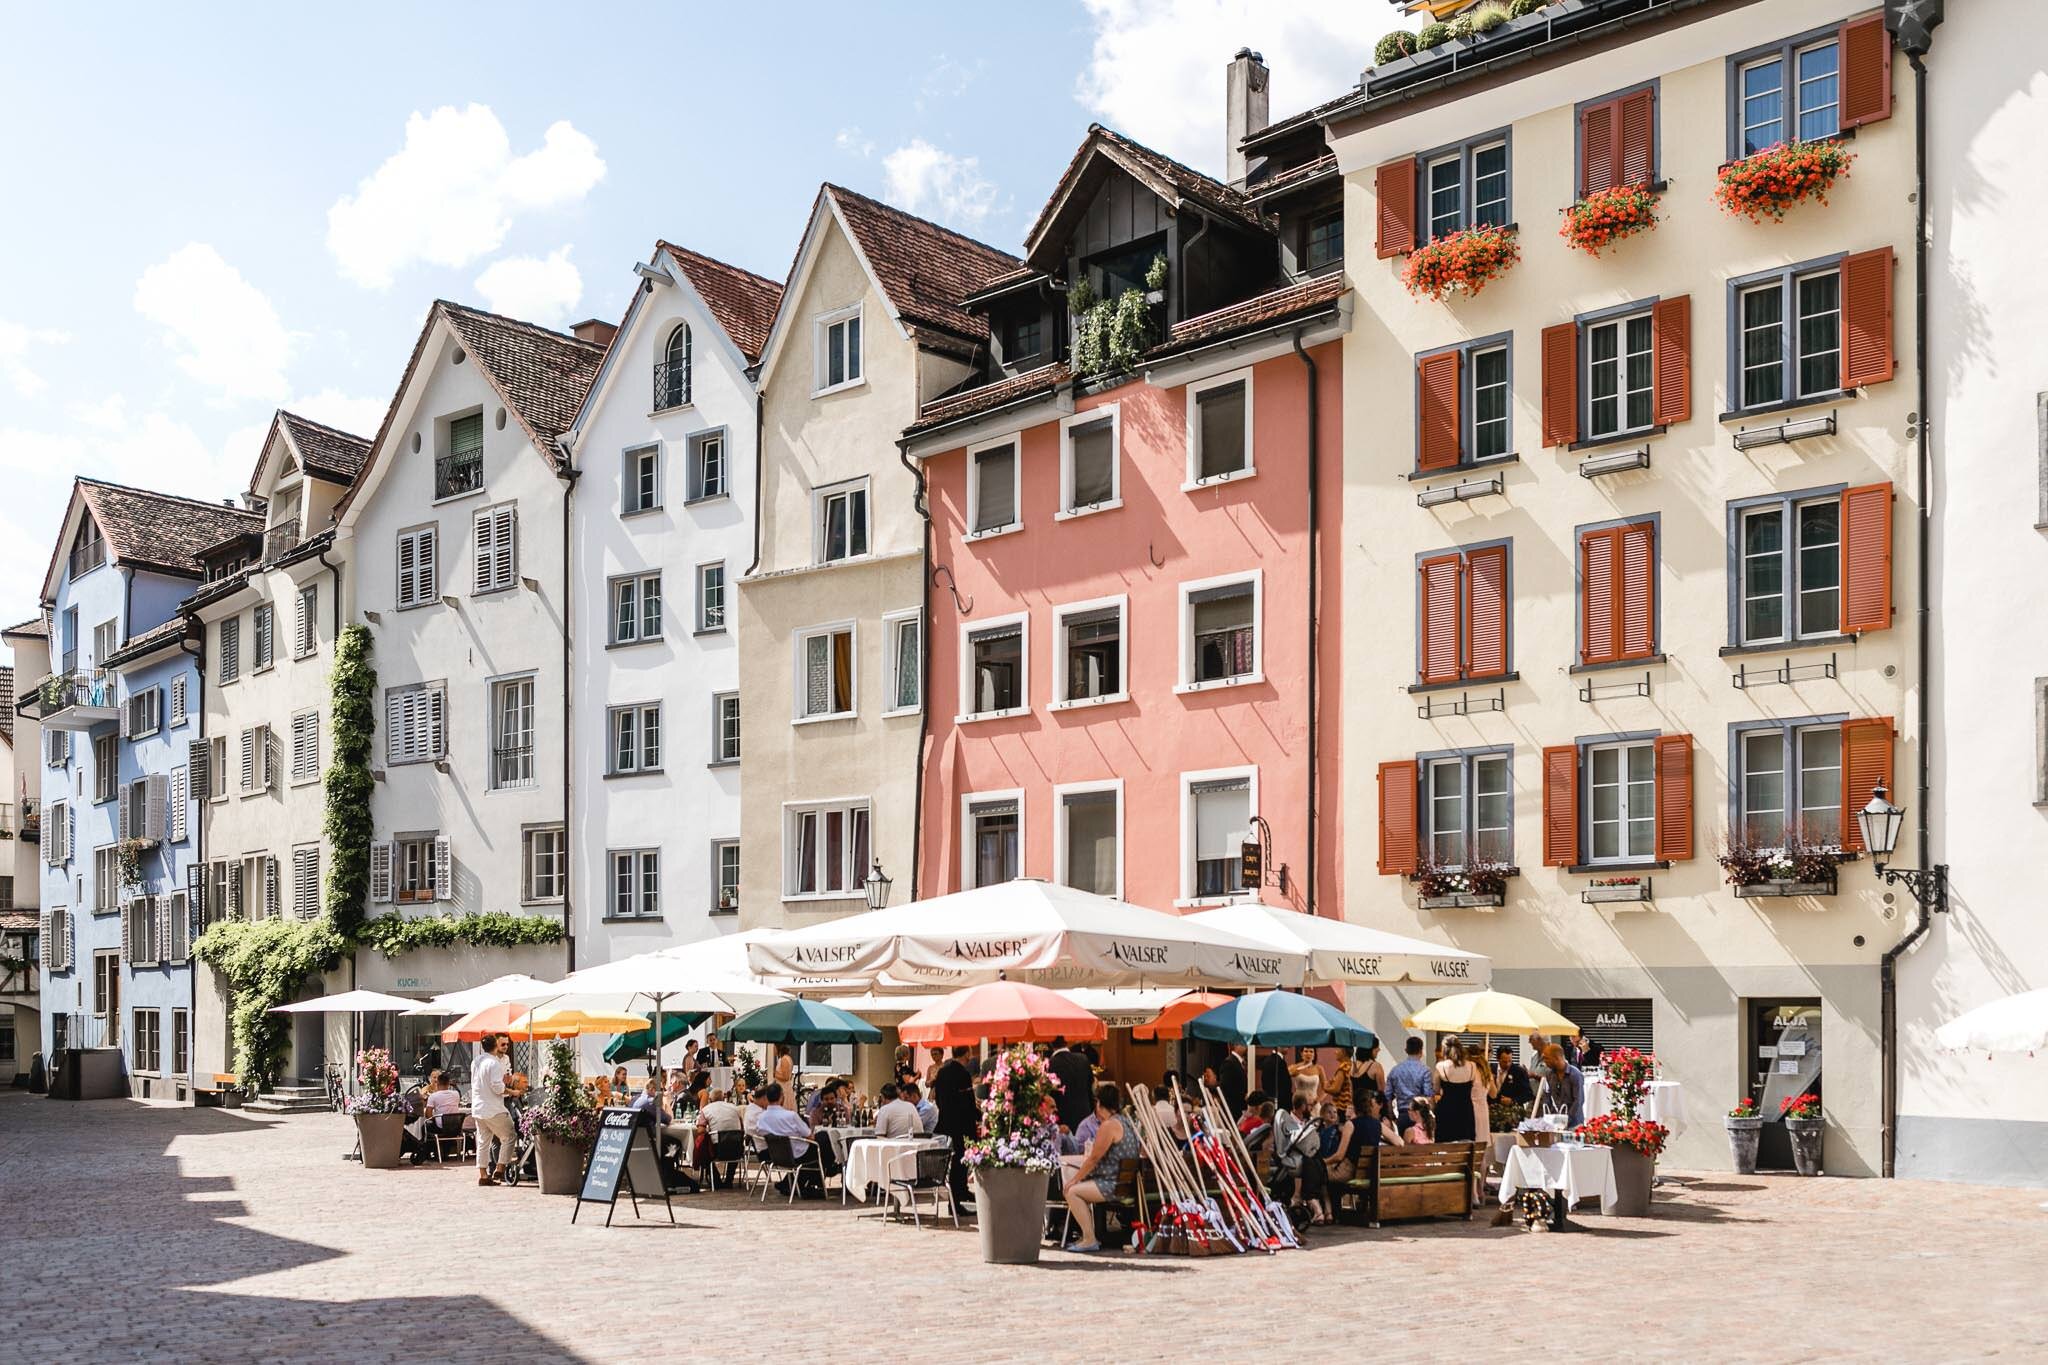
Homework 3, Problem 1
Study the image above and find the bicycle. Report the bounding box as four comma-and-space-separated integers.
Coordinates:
325, 1062, 346, 1113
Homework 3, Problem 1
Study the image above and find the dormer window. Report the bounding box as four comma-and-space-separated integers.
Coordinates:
656, 325, 692, 410
436, 413, 484, 500
69, 516, 105, 580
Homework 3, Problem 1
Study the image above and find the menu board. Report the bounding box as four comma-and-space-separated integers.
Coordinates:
571, 1107, 675, 1227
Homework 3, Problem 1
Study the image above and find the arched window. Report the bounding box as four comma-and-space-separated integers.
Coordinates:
656, 324, 692, 409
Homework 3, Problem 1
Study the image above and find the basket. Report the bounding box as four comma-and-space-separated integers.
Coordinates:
1516, 1129, 1561, 1148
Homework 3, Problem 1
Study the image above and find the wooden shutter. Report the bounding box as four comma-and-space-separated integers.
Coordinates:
1580, 529, 1617, 665
1579, 99, 1615, 196
1540, 323, 1578, 446
1417, 351, 1462, 472
1651, 294, 1691, 426
1464, 544, 1509, 680
1618, 88, 1655, 187
370, 842, 393, 903
38, 912, 52, 970
120, 693, 133, 739
1377, 760, 1419, 875
397, 532, 417, 606
1541, 745, 1580, 867
428, 686, 447, 759
265, 856, 279, 919
1419, 555, 1464, 684
240, 729, 256, 792
1841, 247, 1895, 389
1841, 482, 1894, 634
118, 790, 130, 843
417, 528, 437, 600
188, 862, 205, 921
227, 862, 242, 917
119, 903, 132, 963
1840, 717, 1895, 852
1839, 11, 1893, 129
433, 835, 453, 902
186, 737, 209, 796
1654, 734, 1694, 862
145, 774, 167, 842
170, 767, 187, 843
495, 506, 516, 588
474, 511, 497, 592
1375, 156, 1417, 258
1618, 521, 1656, 659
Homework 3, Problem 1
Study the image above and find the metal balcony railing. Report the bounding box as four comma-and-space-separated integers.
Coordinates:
492, 742, 534, 789
654, 358, 691, 410
30, 672, 114, 717
435, 451, 483, 500
264, 519, 302, 562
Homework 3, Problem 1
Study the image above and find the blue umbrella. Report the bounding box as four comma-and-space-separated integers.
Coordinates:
1185, 991, 1376, 1049
727, 999, 881, 1108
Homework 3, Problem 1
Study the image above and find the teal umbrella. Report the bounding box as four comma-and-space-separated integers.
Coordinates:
1186, 991, 1376, 1049
603, 1011, 708, 1065
727, 999, 881, 1108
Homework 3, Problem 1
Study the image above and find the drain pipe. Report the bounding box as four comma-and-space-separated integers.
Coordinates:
558, 463, 579, 972
1290, 327, 1320, 920
745, 386, 766, 577
897, 441, 933, 902
179, 630, 205, 1076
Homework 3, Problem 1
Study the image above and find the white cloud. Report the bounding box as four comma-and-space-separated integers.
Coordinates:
284, 388, 390, 440
1076, 0, 1384, 174
133, 244, 293, 403
0, 319, 70, 397
835, 126, 876, 158
473, 246, 583, 326
883, 140, 1000, 228
919, 57, 985, 107
327, 106, 606, 288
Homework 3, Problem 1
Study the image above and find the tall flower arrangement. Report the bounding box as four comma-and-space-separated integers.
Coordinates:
1576, 1112, 1669, 1157
1403, 225, 1520, 301
345, 1047, 404, 1115
1600, 1046, 1656, 1118
1559, 184, 1659, 256
520, 1039, 599, 1146
961, 1045, 1062, 1175
1714, 141, 1855, 222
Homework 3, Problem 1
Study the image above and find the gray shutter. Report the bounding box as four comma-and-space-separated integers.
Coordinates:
120, 693, 133, 739
170, 675, 187, 726
429, 687, 447, 759
419, 528, 437, 600
370, 842, 393, 903
397, 532, 416, 607
187, 861, 205, 921
227, 862, 242, 917
265, 856, 279, 918
118, 791, 129, 844
157, 895, 171, 962
119, 902, 132, 963
187, 737, 209, 795
433, 835, 452, 902
145, 774, 168, 841
240, 730, 255, 792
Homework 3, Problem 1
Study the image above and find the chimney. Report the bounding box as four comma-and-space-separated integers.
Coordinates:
1225, 48, 1271, 186
571, 317, 618, 348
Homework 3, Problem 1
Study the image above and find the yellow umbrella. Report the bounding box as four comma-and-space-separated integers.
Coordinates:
529, 1005, 652, 1036
1403, 991, 1580, 1037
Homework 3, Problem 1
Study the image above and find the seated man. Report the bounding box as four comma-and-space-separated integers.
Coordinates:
422, 1070, 464, 1121
696, 1086, 748, 1184
756, 1082, 839, 1195
804, 1078, 850, 1129
904, 1080, 937, 1135
631, 1069, 700, 1194
872, 1083, 922, 1139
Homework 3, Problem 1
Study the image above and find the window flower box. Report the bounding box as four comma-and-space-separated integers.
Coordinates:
1734, 878, 1836, 899
1402, 224, 1519, 301
1714, 141, 1854, 222
1415, 855, 1514, 910
1559, 184, 1659, 256
1419, 891, 1505, 910
1583, 876, 1652, 905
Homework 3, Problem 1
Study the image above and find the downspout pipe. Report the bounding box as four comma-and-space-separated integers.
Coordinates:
897, 441, 933, 903
1290, 328, 1319, 921
558, 462, 579, 973
745, 384, 766, 578
179, 631, 204, 1066
315, 547, 342, 638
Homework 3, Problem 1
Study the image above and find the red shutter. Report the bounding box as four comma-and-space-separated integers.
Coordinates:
1378, 760, 1420, 875
1651, 294, 1691, 426
1579, 100, 1615, 196
1580, 528, 1617, 665
1618, 87, 1656, 187
1376, 156, 1417, 258
1464, 544, 1509, 680
1839, 12, 1893, 129
1540, 322, 1579, 447
1417, 350, 1462, 472
1618, 521, 1656, 659
1840, 482, 1893, 633
1654, 733, 1694, 863
1841, 247, 1895, 389
1419, 554, 1464, 684
1542, 745, 1580, 868
1840, 718, 1895, 852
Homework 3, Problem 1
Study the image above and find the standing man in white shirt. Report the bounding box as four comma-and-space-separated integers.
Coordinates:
472, 1033, 516, 1186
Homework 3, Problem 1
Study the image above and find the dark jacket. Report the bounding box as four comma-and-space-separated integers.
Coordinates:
1216, 1051, 1247, 1113
1498, 1062, 1536, 1107
1256, 1050, 1289, 1101
933, 1058, 978, 1138
1049, 1049, 1095, 1131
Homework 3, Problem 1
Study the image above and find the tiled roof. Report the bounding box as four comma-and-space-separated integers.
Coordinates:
825, 185, 1022, 348
0, 910, 36, 934
440, 302, 606, 454
3, 617, 47, 639
102, 616, 192, 669
1246, 153, 1339, 201
1163, 272, 1345, 348
906, 363, 1071, 436
1025, 125, 1267, 260
1242, 90, 1365, 150
77, 479, 262, 579
279, 412, 371, 483
659, 242, 785, 363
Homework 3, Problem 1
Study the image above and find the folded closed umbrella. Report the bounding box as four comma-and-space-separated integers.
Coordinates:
1185, 991, 1375, 1049
1402, 990, 1579, 1038
896, 981, 1107, 1047
603, 1012, 710, 1065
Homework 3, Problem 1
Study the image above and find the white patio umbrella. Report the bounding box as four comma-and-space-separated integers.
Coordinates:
1935, 987, 2048, 1054
270, 990, 421, 1096
1186, 902, 1491, 987
402, 974, 558, 1017
745, 879, 1308, 990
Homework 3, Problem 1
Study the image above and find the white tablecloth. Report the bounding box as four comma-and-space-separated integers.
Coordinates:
1497, 1143, 1617, 1214
816, 1126, 875, 1164
845, 1137, 948, 1201
1583, 1079, 1687, 1136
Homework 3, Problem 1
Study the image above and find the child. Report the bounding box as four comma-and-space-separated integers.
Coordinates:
1405, 1097, 1436, 1146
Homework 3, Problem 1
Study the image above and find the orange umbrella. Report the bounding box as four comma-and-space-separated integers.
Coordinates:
897, 981, 1108, 1046
1132, 991, 1236, 1041
440, 1001, 581, 1044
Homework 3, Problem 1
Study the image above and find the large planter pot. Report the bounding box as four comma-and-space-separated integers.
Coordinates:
355, 1113, 405, 1170
1726, 1116, 1763, 1174
1786, 1117, 1826, 1176
972, 1166, 1049, 1265
535, 1135, 591, 1195
1608, 1144, 1655, 1216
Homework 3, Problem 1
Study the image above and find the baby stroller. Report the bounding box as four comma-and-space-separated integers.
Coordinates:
497, 1093, 539, 1187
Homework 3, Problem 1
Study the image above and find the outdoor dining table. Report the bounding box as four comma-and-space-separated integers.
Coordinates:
1584, 1077, 1688, 1136
1497, 1142, 1617, 1228
843, 1136, 950, 1204
816, 1125, 876, 1167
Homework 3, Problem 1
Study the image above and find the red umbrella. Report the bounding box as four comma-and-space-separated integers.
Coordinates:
440, 1002, 579, 1044
897, 981, 1108, 1046
1131, 991, 1236, 1041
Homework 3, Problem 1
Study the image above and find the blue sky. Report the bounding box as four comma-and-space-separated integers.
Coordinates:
0, 1, 1391, 650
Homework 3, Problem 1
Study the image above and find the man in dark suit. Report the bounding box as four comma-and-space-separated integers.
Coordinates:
1217, 1045, 1248, 1114
1049, 1040, 1095, 1134
933, 1045, 979, 1210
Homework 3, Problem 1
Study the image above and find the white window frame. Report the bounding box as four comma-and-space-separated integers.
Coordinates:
1583, 309, 1656, 441
957, 611, 1030, 724
522, 825, 565, 904
490, 674, 537, 790
812, 478, 872, 566
395, 524, 439, 610
606, 703, 663, 775
1583, 740, 1657, 866
960, 787, 1025, 891
781, 797, 873, 902
608, 571, 663, 646
1176, 569, 1264, 694
1053, 778, 1124, 900
1057, 404, 1122, 519
813, 302, 865, 396
711, 838, 741, 914
793, 621, 857, 723
1050, 594, 1129, 711
608, 849, 661, 919
623, 443, 662, 515
711, 692, 741, 765
881, 609, 923, 718
965, 433, 1024, 540
696, 562, 727, 633
1177, 765, 1258, 907
1184, 367, 1256, 490
689, 430, 729, 502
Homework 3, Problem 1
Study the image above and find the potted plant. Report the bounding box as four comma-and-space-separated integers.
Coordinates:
521, 1039, 600, 1195
1714, 140, 1855, 222
1780, 1092, 1825, 1176
1560, 183, 1659, 256
962, 1045, 1063, 1264
1402, 224, 1520, 301
1726, 1096, 1763, 1174
1416, 855, 1512, 908
346, 1047, 407, 1169
1574, 1046, 1665, 1214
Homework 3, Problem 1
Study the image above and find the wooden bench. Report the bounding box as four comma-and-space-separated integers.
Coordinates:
1049, 1156, 1151, 1247
1334, 1141, 1483, 1228
193, 1073, 242, 1108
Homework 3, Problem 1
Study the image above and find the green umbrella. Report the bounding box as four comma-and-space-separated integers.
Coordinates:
603, 1011, 709, 1065
727, 1000, 881, 1108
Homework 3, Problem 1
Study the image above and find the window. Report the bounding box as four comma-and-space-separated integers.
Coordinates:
69, 515, 105, 579
218, 616, 241, 683
205, 736, 228, 799
1188, 370, 1253, 484
134, 1007, 160, 1073
492, 677, 535, 788
1739, 724, 1847, 847
473, 503, 518, 594
44, 800, 70, 867
1540, 734, 1696, 869
1576, 84, 1657, 196
1585, 311, 1655, 440
815, 305, 863, 392
124, 687, 161, 740
1303, 208, 1344, 271
1578, 521, 1657, 665
797, 625, 855, 720
1731, 483, 1891, 645
784, 801, 871, 898
1421, 134, 1510, 240
291, 711, 319, 784
712, 840, 740, 913
93, 619, 116, 666
1541, 299, 1690, 448
1054, 597, 1125, 705
291, 845, 319, 919
964, 793, 1021, 889
171, 1008, 189, 1076
1185, 773, 1253, 901
121, 776, 166, 846
253, 603, 275, 670
393, 835, 446, 904
93, 952, 118, 1036
1181, 573, 1261, 689
815, 481, 870, 563
696, 563, 726, 632
170, 674, 188, 727
609, 572, 663, 645
294, 585, 317, 657
1414, 337, 1512, 472
610, 849, 661, 918
1417, 544, 1511, 684
244, 853, 279, 920
396, 525, 439, 609
204, 859, 239, 924
968, 437, 1020, 536
623, 445, 661, 513
962, 616, 1026, 718
163, 892, 188, 962
712, 692, 740, 764
1738, 267, 1838, 409
687, 430, 728, 501
884, 611, 922, 715
93, 733, 116, 803
523, 826, 564, 903
657, 325, 692, 409
239, 725, 275, 794
385, 684, 447, 765
437, 412, 484, 499
1584, 740, 1657, 863
607, 703, 662, 775
128, 896, 160, 966
1729, 15, 1891, 159
94, 845, 119, 912
1060, 407, 1119, 516
46, 728, 69, 769
1008, 313, 1043, 362
1422, 751, 1512, 868
1057, 784, 1121, 897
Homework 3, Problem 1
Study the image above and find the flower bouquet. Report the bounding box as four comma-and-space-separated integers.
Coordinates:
1576, 1112, 1671, 1158
344, 1046, 404, 1115
1728, 1096, 1761, 1119
1402, 224, 1520, 301
962, 1046, 1063, 1264
1714, 140, 1854, 222
1600, 1046, 1656, 1119
1779, 1092, 1822, 1121
1415, 854, 1513, 899
1560, 184, 1658, 256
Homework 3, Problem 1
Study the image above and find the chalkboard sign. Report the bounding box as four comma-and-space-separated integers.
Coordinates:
571, 1106, 676, 1226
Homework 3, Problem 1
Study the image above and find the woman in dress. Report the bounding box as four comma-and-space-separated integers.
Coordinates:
1432, 1040, 1479, 1145
1288, 1048, 1325, 1109
1060, 1083, 1142, 1252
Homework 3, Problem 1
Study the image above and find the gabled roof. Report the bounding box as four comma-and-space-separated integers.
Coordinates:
4, 617, 47, 639
1023, 125, 1268, 271
101, 616, 193, 670
657, 242, 785, 364
279, 412, 372, 484
819, 184, 1021, 350
42, 479, 262, 593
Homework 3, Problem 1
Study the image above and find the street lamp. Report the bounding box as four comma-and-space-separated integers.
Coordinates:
1854, 781, 1948, 914
863, 858, 893, 912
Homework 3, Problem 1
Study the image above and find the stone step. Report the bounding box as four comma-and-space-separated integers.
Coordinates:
245, 1095, 332, 1114
263, 1086, 327, 1099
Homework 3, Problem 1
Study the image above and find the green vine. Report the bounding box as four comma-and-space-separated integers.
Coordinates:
1068, 255, 1166, 380
324, 622, 376, 940
356, 912, 565, 957
195, 918, 349, 1087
